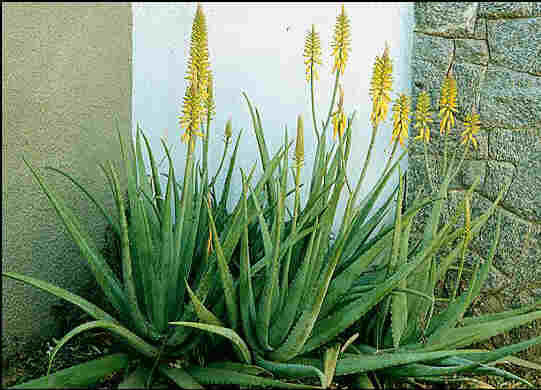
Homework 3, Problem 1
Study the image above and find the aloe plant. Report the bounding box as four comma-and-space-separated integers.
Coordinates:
314, 59, 541, 389
2, 5, 255, 389
166, 7, 457, 388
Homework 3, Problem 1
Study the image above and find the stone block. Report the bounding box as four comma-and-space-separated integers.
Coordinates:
487, 18, 541, 75
412, 33, 454, 67
482, 160, 515, 198
460, 159, 487, 189
412, 55, 450, 96
407, 152, 440, 200
479, 2, 538, 18
502, 142, 541, 220
522, 224, 541, 291
532, 48, 541, 76
455, 38, 489, 65
469, 196, 529, 269
488, 127, 540, 165
415, 2, 480, 38
480, 65, 541, 130
453, 62, 486, 122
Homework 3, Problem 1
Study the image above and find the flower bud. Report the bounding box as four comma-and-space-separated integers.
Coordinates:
225, 117, 232, 142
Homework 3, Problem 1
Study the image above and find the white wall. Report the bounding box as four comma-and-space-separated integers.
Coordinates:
132, 2, 414, 226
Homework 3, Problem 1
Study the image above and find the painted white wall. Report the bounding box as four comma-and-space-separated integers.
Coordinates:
132, 2, 414, 227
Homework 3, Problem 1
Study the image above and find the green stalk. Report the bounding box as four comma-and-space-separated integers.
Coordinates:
310, 64, 320, 140
443, 131, 449, 175
322, 69, 341, 135
383, 138, 399, 176
341, 122, 378, 230
203, 114, 211, 178
280, 162, 302, 309
210, 139, 231, 189
450, 146, 472, 301
423, 141, 436, 193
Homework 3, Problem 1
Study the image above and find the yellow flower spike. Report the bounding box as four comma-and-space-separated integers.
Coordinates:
438, 68, 458, 135
369, 43, 393, 127
391, 94, 411, 148
179, 82, 203, 144
295, 114, 305, 166
304, 24, 322, 82
414, 90, 434, 143
461, 108, 481, 150
179, 3, 211, 145
331, 4, 351, 75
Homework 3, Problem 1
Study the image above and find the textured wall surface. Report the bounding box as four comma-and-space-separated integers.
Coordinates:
409, 3, 540, 312
2, 3, 132, 359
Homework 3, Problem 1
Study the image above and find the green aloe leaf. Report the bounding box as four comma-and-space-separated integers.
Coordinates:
12, 353, 129, 389
117, 364, 150, 389
461, 301, 541, 327
184, 280, 223, 327
254, 355, 326, 388
206, 201, 238, 330
158, 365, 203, 389
140, 129, 164, 213
269, 219, 318, 347
205, 361, 272, 377
47, 320, 158, 376
43, 166, 120, 237
218, 130, 243, 211
169, 322, 251, 364
22, 158, 128, 319
239, 172, 261, 352
303, 221, 457, 354
390, 170, 407, 349
452, 335, 541, 364
324, 344, 341, 388
421, 310, 541, 352
3, 272, 116, 323
108, 161, 157, 340
186, 367, 321, 389
333, 350, 465, 376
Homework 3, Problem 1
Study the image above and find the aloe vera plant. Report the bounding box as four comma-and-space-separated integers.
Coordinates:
320, 61, 541, 389
167, 6, 460, 388
2, 5, 262, 389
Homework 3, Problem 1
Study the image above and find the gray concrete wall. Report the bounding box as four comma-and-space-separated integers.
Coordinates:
408, 2, 540, 318
2, 3, 132, 359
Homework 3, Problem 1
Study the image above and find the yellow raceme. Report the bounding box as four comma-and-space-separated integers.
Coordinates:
391, 94, 411, 147
179, 3, 211, 145
304, 24, 322, 82
438, 70, 458, 135
414, 91, 433, 143
461, 109, 481, 149
331, 5, 351, 75
369, 44, 393, 127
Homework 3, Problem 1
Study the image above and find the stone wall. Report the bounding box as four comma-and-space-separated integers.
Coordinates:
408, 2, 540, 314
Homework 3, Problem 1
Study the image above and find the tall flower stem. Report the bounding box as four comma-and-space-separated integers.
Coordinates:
383, 138, 399, 176
443, 132, 449, 176
310, 65, 320, 140
423, 141, 436, 194
322, 70, 341, 135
